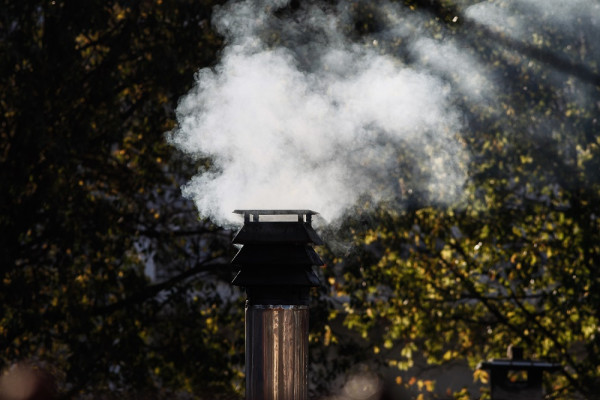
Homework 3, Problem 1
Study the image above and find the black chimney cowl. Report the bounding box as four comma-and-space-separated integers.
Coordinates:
477, 346, 561, 400
231, 210, 323, 305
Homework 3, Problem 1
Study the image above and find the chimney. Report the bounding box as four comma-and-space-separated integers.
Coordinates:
231, 210, 323, 400
477, 346, 561, 400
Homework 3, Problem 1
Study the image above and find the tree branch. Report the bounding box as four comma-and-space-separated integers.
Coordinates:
91, 259, 231, 316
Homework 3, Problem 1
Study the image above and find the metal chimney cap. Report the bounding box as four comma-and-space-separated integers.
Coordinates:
233, 209, 318, 223
477, 346, 562, 372
233, 209, 319, 215
478, 359, 562, 371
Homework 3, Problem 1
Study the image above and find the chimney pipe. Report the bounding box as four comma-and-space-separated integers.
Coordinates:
478, 346, 561, 400
231, 210, 323, 400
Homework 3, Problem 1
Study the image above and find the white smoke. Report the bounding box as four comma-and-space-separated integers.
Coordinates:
169, 0, 469, 226
464, 0, 600, 108
465, 0, 600, 40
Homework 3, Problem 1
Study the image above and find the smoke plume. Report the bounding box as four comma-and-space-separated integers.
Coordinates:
168, 0, 467, 225
169, 0, 599, 226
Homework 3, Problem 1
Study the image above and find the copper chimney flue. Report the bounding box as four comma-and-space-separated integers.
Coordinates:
231, 210, 323, 400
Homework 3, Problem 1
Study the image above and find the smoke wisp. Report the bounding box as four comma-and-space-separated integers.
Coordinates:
169, 0, 467, 225
169, 0, 600, 226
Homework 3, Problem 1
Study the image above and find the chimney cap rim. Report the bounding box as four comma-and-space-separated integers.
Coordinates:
233, 209, 319, 216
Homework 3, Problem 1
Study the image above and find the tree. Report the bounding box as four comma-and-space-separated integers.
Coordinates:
1, 1, 245, 398
314, 0, 600, 398
2, 0, 600, 399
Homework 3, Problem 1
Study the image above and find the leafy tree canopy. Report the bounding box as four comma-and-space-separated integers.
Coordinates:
1, 0, 599, 399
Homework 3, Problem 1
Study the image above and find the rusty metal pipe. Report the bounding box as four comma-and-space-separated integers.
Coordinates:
245, 305, 309, 400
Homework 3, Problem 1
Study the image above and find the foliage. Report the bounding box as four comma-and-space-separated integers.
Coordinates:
315, 0, 600, 399
1, 0, 244, 398
2, 0, 600, 399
